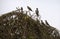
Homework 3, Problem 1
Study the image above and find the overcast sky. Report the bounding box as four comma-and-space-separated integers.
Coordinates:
0, 0, 60, 30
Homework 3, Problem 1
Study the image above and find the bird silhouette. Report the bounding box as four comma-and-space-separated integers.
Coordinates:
35, 8, 39, 17
20, 7, 23, 13
41, 20, 45, 25
21, 7, 23, 11
45, 20, 50, 25
27, 6, 32, 11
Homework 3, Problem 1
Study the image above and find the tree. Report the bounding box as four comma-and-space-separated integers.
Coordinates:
0, 7, 60, 39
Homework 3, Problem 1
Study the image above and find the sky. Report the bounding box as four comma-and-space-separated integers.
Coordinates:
0, 0, 60, 30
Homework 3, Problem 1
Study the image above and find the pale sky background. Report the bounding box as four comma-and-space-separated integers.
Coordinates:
0, 0, 60, 30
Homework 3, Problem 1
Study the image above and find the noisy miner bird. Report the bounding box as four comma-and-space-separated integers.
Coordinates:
35, 8, 39, 17
21, 7, 23, 11
27, 6, 32, 11
20, 7, 23, 13
41, 20, 45, 25
27, 6, 33, 16
45, 20, 50, 25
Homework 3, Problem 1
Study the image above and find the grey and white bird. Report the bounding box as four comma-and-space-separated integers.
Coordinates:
35, 8, 39, 17
27, 6, 32, 11
45, 20, 50, 25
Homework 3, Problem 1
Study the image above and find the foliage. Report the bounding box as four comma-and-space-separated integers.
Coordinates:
0, 7, 60, 39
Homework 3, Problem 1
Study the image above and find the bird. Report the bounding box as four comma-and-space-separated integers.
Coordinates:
27, 6, 32, 11
45, 20, 50, 25
20, 7, 23, 13
35, 8, 39, 17
21, 7, 23, 11
41, 20, 45, 25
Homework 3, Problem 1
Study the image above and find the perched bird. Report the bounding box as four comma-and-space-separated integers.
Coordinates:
27, 6, 32, 11
41, 20, 45, 25
45, 20, 50, 25
21, 7, 23, 11
35, 8, 39, 17
20, 7, 23, 13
